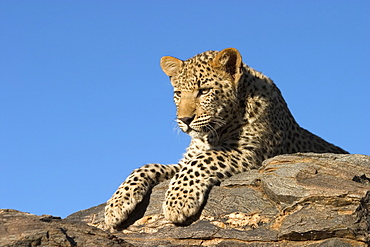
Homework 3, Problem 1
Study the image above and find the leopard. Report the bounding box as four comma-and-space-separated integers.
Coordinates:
105, 48, 348, 228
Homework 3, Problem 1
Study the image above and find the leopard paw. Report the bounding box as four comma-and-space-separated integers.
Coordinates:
162, 188, 203, 224
104, 184, 145, 228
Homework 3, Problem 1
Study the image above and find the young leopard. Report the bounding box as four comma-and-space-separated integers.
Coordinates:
105, 48, 347, 228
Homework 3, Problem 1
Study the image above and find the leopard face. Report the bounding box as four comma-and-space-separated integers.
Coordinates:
161, 50, 242, 138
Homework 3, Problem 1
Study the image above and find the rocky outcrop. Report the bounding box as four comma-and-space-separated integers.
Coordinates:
0, 209, 133, 247
1, 153, 369, 246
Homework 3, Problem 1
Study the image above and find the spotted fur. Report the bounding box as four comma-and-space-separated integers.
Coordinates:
105, 48, 347, 228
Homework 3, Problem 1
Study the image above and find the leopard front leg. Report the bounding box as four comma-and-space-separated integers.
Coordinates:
163, 150, 257, 224
105, 163, 180, 228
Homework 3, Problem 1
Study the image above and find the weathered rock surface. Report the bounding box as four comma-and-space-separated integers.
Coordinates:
0, 209, 133, 247
2, 153, 369, 246
66, 153, 370, 246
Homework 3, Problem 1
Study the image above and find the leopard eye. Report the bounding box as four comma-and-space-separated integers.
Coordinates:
198, 88, 212, 96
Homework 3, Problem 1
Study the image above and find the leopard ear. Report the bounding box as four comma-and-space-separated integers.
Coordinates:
210, 48, 243, 79
160, 56, 183, 77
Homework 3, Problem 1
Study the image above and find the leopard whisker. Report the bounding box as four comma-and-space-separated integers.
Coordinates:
173, 119, 183, 136
212, 117, 226, 127
205, 124, 220, 142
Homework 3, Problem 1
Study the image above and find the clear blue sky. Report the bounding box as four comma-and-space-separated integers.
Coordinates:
1, 1, 369, 218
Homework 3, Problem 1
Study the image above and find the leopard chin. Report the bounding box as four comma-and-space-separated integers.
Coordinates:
188, 130, 205, 139
187, 126, 218, 139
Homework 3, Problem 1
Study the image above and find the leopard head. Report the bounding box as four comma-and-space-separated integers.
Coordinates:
160, 48, 244, 138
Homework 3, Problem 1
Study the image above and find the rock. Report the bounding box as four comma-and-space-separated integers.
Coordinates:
2, 153, 369, 246
67, 153, 370, 246
0, 209, 133, 247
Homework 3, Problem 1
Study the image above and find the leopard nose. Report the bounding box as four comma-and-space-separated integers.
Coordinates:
178, 116, 195, 126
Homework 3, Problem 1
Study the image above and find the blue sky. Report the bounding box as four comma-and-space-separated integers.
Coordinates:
1, 1, 369, 218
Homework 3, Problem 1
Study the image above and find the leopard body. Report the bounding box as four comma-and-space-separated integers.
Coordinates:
105, 48, 347, 228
